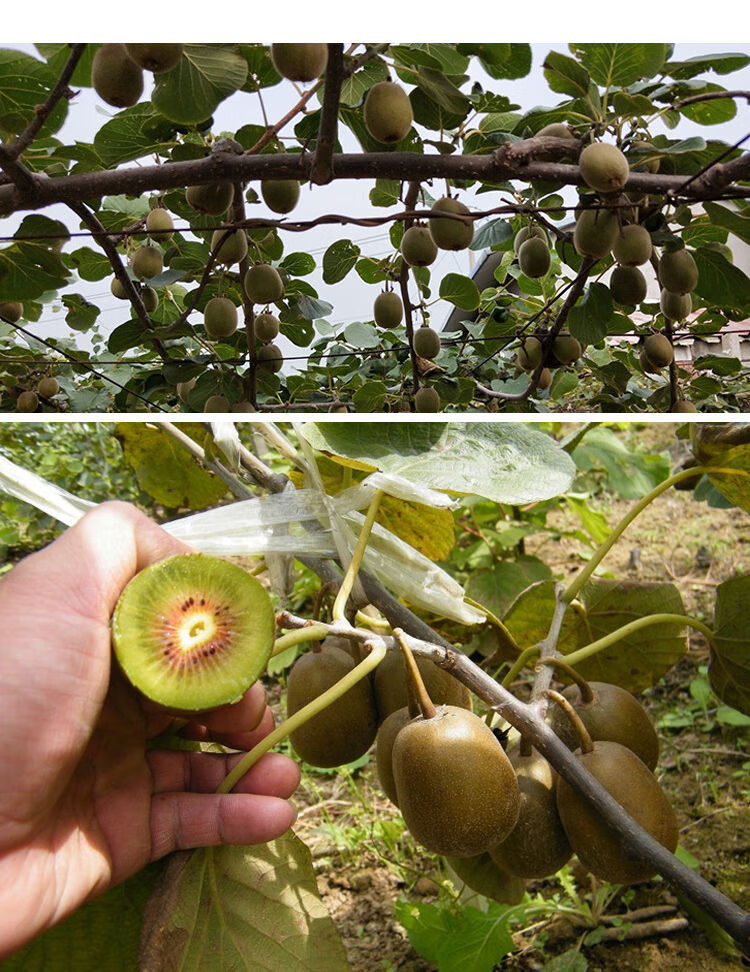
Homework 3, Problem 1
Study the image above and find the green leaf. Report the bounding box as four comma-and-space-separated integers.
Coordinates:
470, 219, 513, 251
67, 246, 113, 282
572, 426, 671, 499
569, 43, 668, 87
0, 242, 70, 301
322, 239, 360, 285
0, 48, 67, 138
2, 864, 159, 971
343, 320, 380, 348
369, 179, 401, 208
691, 424, 750, 510
703, 201, 750, 246
279, 252, 315, 276
238, 43, 281, 91
93, 104, 176, 167
115, 423, 228, 510
63, 294, 100, 332
566, 495, 611, 544
678, 84, 737, 125
694, 248, 750, 311
339, 57, 388, 105
710, 575, 750, 715
567, 283, 614, 346
467, 44, 531, 80
466, 557, 553, 627
439, 273, 481, 310
543, 51, 590, 97
666, 52, 750, 80
300, 423, 576, 504
693, 353, 742, 376
139, 838, 348, 971
108, 319, 150, 354
296, 295, 333, 321
503, 578, 688, 692
151, 44, 248, 125
394, 898, 515, 972
352, 379, 387, 411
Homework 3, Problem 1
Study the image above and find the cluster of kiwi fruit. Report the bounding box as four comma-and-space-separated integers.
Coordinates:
0, 300, 63, 410
512, 328, 583, 391
111, 552, 276, 711
91, 44, 184, 108
399, 194, 474, 272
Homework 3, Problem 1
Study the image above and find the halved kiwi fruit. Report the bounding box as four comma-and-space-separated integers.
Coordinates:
112, 553, 275, 711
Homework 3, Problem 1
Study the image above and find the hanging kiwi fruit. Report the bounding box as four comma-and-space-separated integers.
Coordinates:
286, 643, 379, 767
373, 648, 471, 722
543, 659, 660, 770
111, 553, 275, 711
390, 640, 520, 858
548, 690, 679, 885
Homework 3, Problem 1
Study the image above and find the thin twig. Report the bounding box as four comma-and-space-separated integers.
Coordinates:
11, 44, 86, 157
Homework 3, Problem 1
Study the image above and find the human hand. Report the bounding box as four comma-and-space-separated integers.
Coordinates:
0, 502, 299, 958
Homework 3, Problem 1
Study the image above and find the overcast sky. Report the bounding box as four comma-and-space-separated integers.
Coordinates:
3, 42, 749, 369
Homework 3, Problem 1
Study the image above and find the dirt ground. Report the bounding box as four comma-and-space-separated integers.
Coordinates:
272, 424, 750, 971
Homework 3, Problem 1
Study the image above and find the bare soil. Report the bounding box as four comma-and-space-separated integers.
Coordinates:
271, 423, 750, 971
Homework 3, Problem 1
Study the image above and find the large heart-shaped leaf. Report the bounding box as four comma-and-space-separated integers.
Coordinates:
711, 575, 750, 715
151, 44, 248, 124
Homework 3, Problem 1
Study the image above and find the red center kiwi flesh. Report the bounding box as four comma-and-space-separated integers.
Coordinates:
112, 553, 275, 711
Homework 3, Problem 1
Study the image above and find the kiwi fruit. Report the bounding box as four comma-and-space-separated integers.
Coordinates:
204, 297, 238, 340
125, 44, 183, 73
37, 376, 59, 398
643, 333, 674, 369
204, 394, 230, 412
659, 249, 698, 295
374, 652, 471, 723
141, 285, 159, 313
287, 645, 378, 767
261, 179, 300, 214
374, 291, 403, 329
556, 740, 679, 884
578, 142, 630, 194
639, 348, 660, 376
551, 334, 582, 365
573, 209, 619, 259
186, 182, 234, 216
91, 44, 144, 108
257, 343, 284, 373
537, 122, 576, 140
131, 245, 164, 280
244, 264, 285, 304
445, 852, 527, 905
110, 277, 129, 300
548, 681, 660, 771
491, 745, 572, 879
400, 225, 438, 267
415, 385, 441, 412
660, 288, 692, 322
673, 399, 698, 413
536, 367, 552, 391
613, 224, 652, 267
518, 237, 551, 278
392, 705, 521, 857
364, 81, 413, 144
16, 390, 39, 412
513, 224, 547, 255
413, 326, 441, 360
515, 336, 543, 372
232, 401, 256, 412
0, 301, 23, 323
211, 228, 248, 266
610, 265, 647, 306
254, 312, 280, 342
375, 706, 413, 804
111, 553, 274, 711
271, 43, 328, 82
177, 378, 196, 403
429, 197, 474, 251
146, 207, 175, 241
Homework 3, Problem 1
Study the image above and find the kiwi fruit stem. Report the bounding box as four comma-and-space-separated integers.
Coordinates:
501, 644, 541, 687
332, 489, 384, 621
354, 608, 392, 634
217, 639, 387, 795
544, 689, 594, 754
539, 657, 594, 703
395, 629, 437, 720
272, 621, 330, 656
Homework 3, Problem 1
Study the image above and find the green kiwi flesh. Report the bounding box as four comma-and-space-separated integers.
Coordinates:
112, 553, 275, 711
556, 740, 679, 884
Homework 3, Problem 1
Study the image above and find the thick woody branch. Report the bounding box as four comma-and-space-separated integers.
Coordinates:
310, 44, 344, 185
2, 145, 748, 216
